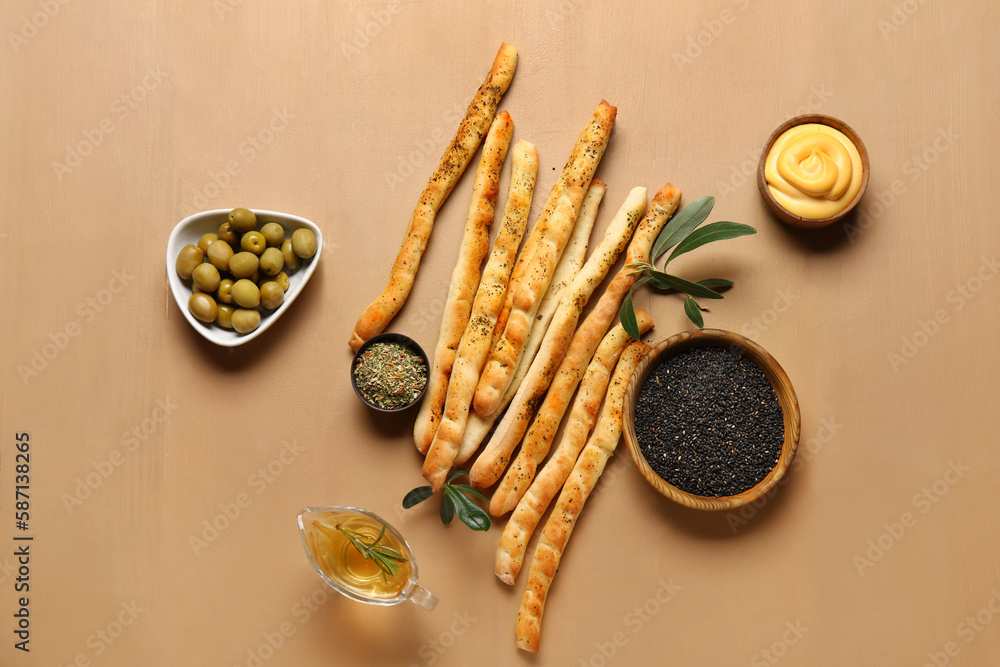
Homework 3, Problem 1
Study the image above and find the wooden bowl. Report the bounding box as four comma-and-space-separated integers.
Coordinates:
757, 114, 869, 229
622, 329, 801, 510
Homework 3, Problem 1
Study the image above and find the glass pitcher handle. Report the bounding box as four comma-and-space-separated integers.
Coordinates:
407, 584, 438, 611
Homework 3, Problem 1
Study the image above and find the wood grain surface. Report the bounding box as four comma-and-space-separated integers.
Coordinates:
1, 1, 998, 665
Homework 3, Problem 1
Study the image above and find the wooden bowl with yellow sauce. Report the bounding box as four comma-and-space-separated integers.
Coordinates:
757, 114, 870, 229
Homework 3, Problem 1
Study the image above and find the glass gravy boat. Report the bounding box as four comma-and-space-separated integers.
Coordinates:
297, 506, 437, 611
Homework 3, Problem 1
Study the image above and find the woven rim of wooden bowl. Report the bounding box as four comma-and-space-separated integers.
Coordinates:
756, 113, 870, 229
622, 329, 801, 511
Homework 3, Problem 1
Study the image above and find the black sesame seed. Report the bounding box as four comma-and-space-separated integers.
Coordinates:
633, 346, 784, 497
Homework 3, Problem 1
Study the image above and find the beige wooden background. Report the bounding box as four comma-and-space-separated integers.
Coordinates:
2, 0, 998, 665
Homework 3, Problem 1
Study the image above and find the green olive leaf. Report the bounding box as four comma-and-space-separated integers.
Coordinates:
648, 272, 724, 299
448, 468, 469, 483
646, 275, 733, 294
439, 492, 454, 525
696, 278, 734, 289
402, 485, 434, 509
619, 284, 641, 341
645, 273, 674, 291
444, 485, 491, 531
449, 483, 489, 503
684, 296, 704, 328
666, 222, 757, 264
625, 260, 654, 275
651, 196, 715, 263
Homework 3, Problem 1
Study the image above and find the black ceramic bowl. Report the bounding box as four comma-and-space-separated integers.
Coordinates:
350, 333, 429, 413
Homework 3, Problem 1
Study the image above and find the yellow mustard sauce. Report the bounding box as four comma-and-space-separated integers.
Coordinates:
764, 123, 863, 219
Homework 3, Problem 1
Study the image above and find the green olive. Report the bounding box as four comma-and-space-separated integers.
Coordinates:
259, 247, 284, 276
280, 239, 301, 272
175, 244, 204, 280
198, 233, 219, 254
217, 278, 234, 304
259, 281, 284, 310
218, 221, 238, 245
249, 269, 260, 284
260, 222, 284, 247
271, 271, 289, 291
241, 231, 266, 255
207, 239, 234, 272
188, 292, 218, 323
229, 207, 257, 234
216, 303, 236, 329
232, 279, 260, 308
291, 228, 318, 259
192, 262, 221, 292
231, 308, 261, 334
229, 251, 259, 279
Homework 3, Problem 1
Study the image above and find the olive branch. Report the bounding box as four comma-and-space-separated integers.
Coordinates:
620, 196, 756, 337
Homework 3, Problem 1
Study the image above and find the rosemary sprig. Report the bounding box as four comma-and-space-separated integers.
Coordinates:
402, 468, 491, 531
337, 522, 407, 583
620, 196, 755, 338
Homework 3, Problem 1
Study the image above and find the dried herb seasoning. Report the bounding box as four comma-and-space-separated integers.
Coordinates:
633, 346, 784, 497
353, 342, 427, 410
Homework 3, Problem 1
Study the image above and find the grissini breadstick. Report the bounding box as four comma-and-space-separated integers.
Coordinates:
477, 191, 579, 417
454, 180, 604, 465
412, 112, 514, 453
620, 183, 683, 266
474, 101, 617, 417
490, 98, 615, 345
494, 314, 651, 585
514, 340, 651, 653
471, 183, 680, 493
490, 172, 563, 341
485, 187, 649, 511
349, 43, 518, 351
420, 140, 538, 488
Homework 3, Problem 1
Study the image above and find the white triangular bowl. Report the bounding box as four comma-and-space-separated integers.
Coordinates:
166, 208, 322, 347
